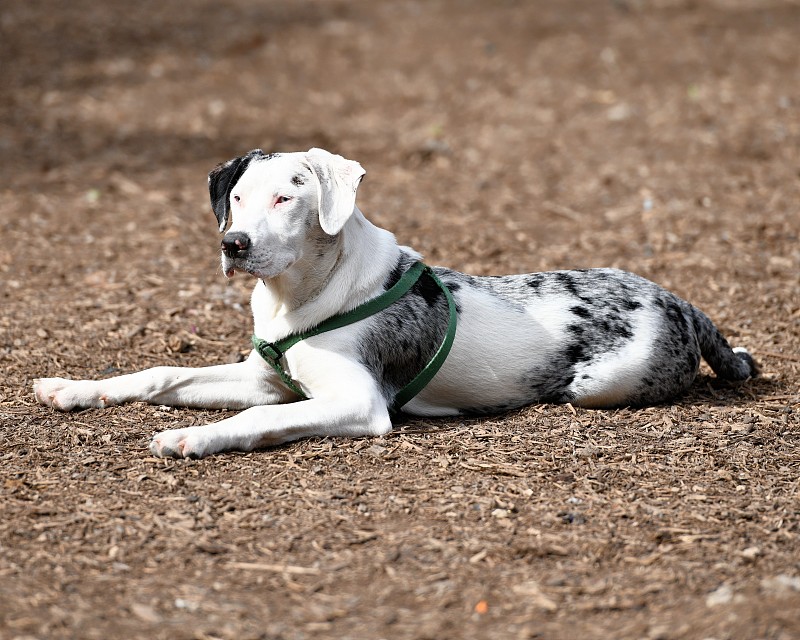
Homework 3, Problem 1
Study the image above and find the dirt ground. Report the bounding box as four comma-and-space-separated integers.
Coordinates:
1, 0, 799, 638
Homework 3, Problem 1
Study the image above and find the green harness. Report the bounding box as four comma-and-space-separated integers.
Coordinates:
251, 261, 457, 414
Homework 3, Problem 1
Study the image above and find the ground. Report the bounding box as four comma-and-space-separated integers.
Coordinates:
1, 0, 799, 638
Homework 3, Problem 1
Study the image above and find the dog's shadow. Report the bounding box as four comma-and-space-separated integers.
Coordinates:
389, 374, 787, 437
675, 373, 785, 409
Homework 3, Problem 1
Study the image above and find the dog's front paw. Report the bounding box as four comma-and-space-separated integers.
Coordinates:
150, 427, 213, 459
33, 378, 110, 411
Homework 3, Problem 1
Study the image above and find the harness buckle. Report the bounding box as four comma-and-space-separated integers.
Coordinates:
257, 341, 282, 363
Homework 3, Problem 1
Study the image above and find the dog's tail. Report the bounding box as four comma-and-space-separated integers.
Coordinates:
689, 306, 758, 381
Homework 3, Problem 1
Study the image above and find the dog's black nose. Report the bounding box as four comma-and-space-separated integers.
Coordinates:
221, 232, 250, 258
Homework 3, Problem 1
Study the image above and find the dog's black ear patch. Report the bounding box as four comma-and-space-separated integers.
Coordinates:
208, 149, 272, 231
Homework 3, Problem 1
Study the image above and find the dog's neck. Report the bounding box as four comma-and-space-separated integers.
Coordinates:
257, 207, 401, 338
262, 237, 344, 312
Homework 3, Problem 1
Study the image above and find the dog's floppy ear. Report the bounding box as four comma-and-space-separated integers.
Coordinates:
208, 149, 264, 232
304, 148, 366, 236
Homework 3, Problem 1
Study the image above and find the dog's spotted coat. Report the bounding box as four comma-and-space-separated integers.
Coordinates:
34, 148, 756, 458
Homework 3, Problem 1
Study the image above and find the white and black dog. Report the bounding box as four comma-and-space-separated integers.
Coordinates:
34, 148, 756, 458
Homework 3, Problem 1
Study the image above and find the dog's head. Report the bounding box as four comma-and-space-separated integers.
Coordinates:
208, 148, 366, 279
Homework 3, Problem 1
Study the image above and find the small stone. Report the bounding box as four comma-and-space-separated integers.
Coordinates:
706, 584, 733, 607
761, 574, 800, 596
130, 603, 162, 623
647, 624, 671, 640
366, 444, 387, 457
607, 103, 633, 122
174, 598, 200, 612
739, 546, 761, 561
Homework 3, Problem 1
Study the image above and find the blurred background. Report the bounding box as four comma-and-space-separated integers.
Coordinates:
3, 0, 798, 362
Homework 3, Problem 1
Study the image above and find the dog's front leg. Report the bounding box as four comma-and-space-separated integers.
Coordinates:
34, 353, 293, 411
149, 393, 392, 458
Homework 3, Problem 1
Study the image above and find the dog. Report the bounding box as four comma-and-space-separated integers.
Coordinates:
33, 148, 757, 458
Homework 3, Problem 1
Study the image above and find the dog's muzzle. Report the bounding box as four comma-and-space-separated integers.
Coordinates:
221, 232, 250, 259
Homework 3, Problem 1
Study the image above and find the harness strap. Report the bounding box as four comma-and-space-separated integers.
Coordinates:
389, 267, 457, 413
251, 261, 457, 414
